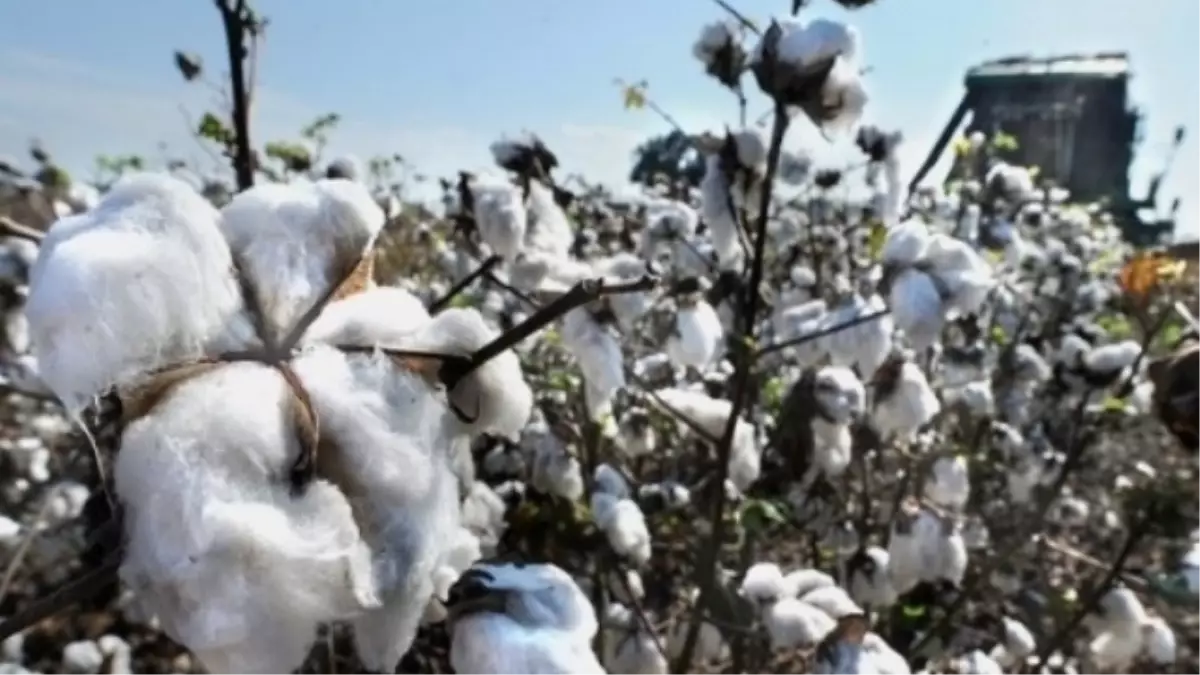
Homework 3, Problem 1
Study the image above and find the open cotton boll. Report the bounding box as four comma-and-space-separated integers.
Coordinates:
302, 286, 431, 347
692, 20, 741, 66
765, 598, 836, 649
594, 463, 631, 499
523, 181, 576, 259
1141, 616, 1176, 665
651, 387, 760, 488
872, 360, 940, 441
888, 269, 944, 351
955, 649, 1003, 675
26, 172, 257, 413
880, 219, 932, 267
592, 253, 655, 332
471, 181, 528, 261
800, 586, 863, 620
115, 362, 378, 674
825, 295, 893, 380
291, 346, 462, 671
847, 548, 896, 609
667, 617, 729, 664
396, 308, 533, 442
1082, 340, 1141, 378
530, 429, 585, 500
510, 250, 592, 294
990, 616, 1036, 668
924, 456, 970, 510
562, 308, 625, 421
783, 568, 836, 598
219, 178, 384, 342
591, 492, 652, 566
446, 562, 604, 674
667, 297, 724, 370
700, 156, 745, 272
740, 562, 790, 605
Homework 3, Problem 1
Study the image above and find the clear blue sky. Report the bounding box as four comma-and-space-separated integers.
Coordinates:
1, 0, 1196, 239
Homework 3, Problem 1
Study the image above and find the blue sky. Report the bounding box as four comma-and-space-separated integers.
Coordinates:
1, 0, 1196, 238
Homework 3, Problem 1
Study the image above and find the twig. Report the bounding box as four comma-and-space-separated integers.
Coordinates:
0, 216, 46, 243
215, 0, 255, 191
0, 493, 58, 607
755, 308, 890, 358
0, 554, 121, 642
672, 101, 789, 673
709, 0, 762, 35
428, 254, 502, 313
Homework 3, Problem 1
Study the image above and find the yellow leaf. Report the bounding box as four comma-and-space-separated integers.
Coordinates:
951, 137, 972, 157
866, 220, 888, 260
623, 83, 647, 110
1119, 252, 1185, 300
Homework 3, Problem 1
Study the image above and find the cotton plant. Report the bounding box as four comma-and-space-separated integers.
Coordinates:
665, 280, 725, 372
591, 481, 652, 566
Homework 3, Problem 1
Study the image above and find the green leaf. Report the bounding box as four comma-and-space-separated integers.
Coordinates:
901, 604, 927, 619
197, 112, 234, 147
740, 498, 787, 533
1096, 312, 1133, 340
1102, 395, 1127, 413
991, 131, 1019, 152
263, 140, 313, 173
300, 112, 341, 141
761, 376, 785, 413
866, 220, 887, 261
989, 325, 1009, 346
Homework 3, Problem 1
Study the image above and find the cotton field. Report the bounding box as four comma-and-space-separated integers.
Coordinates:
0, 0, 1197, 674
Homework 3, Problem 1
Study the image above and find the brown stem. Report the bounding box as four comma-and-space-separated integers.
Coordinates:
215, 0, 255, 191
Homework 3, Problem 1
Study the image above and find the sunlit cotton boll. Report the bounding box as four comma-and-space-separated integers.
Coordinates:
699, 155, 746, 272
530, 429, 585, 501
591, 492, 652, 566
871, 356, 940, 441
764, 597, 837, 650
218, 177, 385, 341
471, 180, 528, 262
446, 562, 604, 674
990, 616, 1036, 668
26, 172, 258, 413
561, 307, 625, 421
651, 387, 761, 491
924, 455, 970, 510
666, 295, 724, 371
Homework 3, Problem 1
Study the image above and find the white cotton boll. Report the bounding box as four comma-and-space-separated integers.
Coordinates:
700, 156, 744, 272
773, 299, 830, 367
652, 387, 759, 489
826, 295, 893, 380
800, 585, 863, 620
956, 649, 1002, 675
818, 56, 869, 137
924, 516, 968, 586
668, 618, 729, 664
1082, 340, 1140, 378
773, 18, 860, 69
593, 253, 654, 332
523, 181, 575, 259
562, 308, 625, 421
693, 20, 741, 65
1095, 587, 1147, 631
0, 515, 20, 548
728, 420, 762, 492
946, 380, 994, 417
666, 299, 724, 371
594, 463, 631, 499
618, 411, 657, 459
1142, 616, 1176, 665
764, 598, 836, 649
472, 182, 527, 261
881, 220, 932, 267
291, 346, 466, 671
397, 307, 533, 442
302, 286, 431, 347
115, 362, 380, 675
607, 632, 669, 674
447, 562, 604, 674
888, 269, 944, 351
5, 309, 29, 355
924, 455, 970, 510
530, 432, 584, 501
873, 361, 940, 441
219, 178, 384, 341
591, 492, 652, 566
783, 568, 836, 597
848, 547, 897, 609
886, 513, 923, 594
510, 250, 592, 294
461, 481, 508, 551
1181, 541, 1199, 593
990, 617, 1036, 667
740, 562, 789, 605
26, 173, 256, 413
1088, 630, 1143, 672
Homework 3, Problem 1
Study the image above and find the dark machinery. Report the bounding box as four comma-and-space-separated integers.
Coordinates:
909, 52, 1185, 247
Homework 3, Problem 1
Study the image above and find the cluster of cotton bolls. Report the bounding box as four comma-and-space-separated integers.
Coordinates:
2, 1, 1199, 673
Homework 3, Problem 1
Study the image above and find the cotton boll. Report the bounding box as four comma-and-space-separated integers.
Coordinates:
755, 19, 866, 136
604, 623, 669, 674
667, 617, 729, 664
461, 481, 508, 552
881, 220, 933, 267
530, 431, 584, 501
955, 649, 1002, 675
728, 420, 762, 492
886, 507, 923, 594
847, 547, 897, 609
693, 20, 742, 67
293, 346, 467, 671
1081, 340, 1140, 382
472, 182, 528, 261
219, 178, 384, 341
302, 286, 431, 347
825, 294, 894, 380
617, 409, 657, 459
872, 358, 940, 441
593, 253, 655, 332
1141, 616, 1176, 665
446, 562, 603, 674
666, 297, 724, 371
990, 616, 1036, 668
782, 568, 836, 598
115, 361, 380, 674
700, 156, 744, 272
764, 598, 837, 649
594, 463, 631, 499
591, 492, 652, 566
26, 173, 257, 412
800, 585, 863, 620
888, 269, 944, 351
399, 308, 534, 442
523, 181, 576, 259
924, 455, 970, 510
740, 562, 789, 606
562, 308, 625, 421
